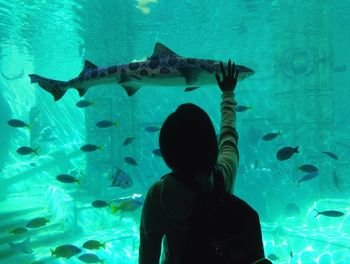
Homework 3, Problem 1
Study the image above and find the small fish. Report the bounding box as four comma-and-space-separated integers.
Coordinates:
125, 156, 138, 166
152, 149, 162, 156
297, 171, 319, 185
145, 126, 160, 132
334, 65, 347, 72
285, 203, 300, 217
247, 126, 263, 146
78, 253, 104, 263
314, 209, 344, 217
252, 159, 259, 169
290, 251, 293, 258
111, 198, 144, 213
332, 170, 343, 192
26, 217, 49, 228
298, 164, 318, 173
262, 131, 281, 141
16, 146, 40, 156
9, 227, 28, 234
51, 244, 82, 259
276, 146, 299, 161
80, 144, 102, 152
82, 240, 106, 250
92, 200, 109, 208
237, 105, 252, 112
322, 151, 338, 160
76, 100, 95, 108
56, 174, 80, 185
123, 137, 136, 146
184, 86, 199, 92
29, 162, 36, 167
7, 119, 30, 128
9, 237, 33, 254
109, 168, 132, 188
267, 253, 279, 261
96, 120, 118, 128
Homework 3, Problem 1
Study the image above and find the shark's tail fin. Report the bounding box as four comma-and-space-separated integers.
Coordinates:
29, 74, 67, 101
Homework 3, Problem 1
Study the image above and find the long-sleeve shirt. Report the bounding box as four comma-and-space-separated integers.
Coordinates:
139, 91, 239, 264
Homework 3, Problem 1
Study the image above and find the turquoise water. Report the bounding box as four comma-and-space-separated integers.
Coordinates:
0, 0, 349, 263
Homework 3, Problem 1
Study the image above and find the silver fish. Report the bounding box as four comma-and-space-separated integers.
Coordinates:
297, 171, 319, 185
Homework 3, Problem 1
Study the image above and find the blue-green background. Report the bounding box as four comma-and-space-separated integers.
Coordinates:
0, 0, 349, 263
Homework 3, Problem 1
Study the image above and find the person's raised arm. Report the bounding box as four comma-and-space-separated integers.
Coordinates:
215, 59, 239, 193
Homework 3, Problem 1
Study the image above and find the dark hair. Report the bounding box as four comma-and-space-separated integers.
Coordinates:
159, 103, 218, 174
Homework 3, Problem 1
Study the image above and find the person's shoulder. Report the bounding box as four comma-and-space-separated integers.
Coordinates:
148, 180, 162, 194
144, 180, 163, 205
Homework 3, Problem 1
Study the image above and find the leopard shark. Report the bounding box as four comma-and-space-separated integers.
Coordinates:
29, 42, 254, 101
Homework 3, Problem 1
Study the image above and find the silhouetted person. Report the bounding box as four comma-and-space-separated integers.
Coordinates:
139, 60, 271, 264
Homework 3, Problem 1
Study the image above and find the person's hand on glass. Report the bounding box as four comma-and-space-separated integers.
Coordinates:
215, 59, 239, 92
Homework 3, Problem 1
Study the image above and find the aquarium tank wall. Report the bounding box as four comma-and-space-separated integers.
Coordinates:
0, 0, 349, 263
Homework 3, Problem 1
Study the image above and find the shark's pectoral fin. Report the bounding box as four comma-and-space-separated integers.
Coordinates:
75, 86, 87, 97
177, 67, 200, 85
121, 84, 141, 96
119, 74, 142, 96
184, 86, 199, 92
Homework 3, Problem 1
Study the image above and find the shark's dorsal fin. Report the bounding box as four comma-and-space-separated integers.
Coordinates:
148, 43, 181, 60
80, 60, 98, 76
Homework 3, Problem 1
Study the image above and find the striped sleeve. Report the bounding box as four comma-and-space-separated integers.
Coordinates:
217, 91, 239, 193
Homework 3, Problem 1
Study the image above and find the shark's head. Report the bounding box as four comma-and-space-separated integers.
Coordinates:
211, 62, 254, 81
196, 61, 255, 86
236, 65, 255, 80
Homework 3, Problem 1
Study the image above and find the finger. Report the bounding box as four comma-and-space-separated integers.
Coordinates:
228, 59, 231, 77
215, 73, 221, 84
231, 62, 235, 77
234, 68, 239, 80
220, 61, 226, 78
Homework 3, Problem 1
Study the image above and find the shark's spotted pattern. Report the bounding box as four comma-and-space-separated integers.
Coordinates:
168, 55, 177, 65
187, 58, 196, 64
149, 59, 160, 69
129, 62, 139, 70
140, 69, 148, 76
107, 66, 118, 75
160, 67, 171, 74
29, 42, 254, 101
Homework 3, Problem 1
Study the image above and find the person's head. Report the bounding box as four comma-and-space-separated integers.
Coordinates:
159, 103, 218, 177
